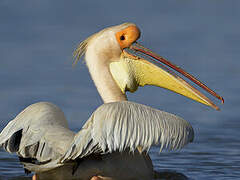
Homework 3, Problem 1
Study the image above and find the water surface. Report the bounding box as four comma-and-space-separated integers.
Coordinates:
0, 1, 239, 179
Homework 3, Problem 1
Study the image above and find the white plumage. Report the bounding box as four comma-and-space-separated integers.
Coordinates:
0, 101, 193, 179
61, 101, 193, 162
0, 102, 75, 172
0, 22, 221, 180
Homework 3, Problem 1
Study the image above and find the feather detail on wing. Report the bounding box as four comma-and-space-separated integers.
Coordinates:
0, 102, 75, 172
61, 101, 194, 162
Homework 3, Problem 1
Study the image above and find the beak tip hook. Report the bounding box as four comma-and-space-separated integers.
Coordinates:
220, 97, 224, 104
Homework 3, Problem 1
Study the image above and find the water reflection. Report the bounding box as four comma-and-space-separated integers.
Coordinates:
154, 170, 189, 180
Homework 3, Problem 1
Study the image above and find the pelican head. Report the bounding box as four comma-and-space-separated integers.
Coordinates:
74, 23, 224, 110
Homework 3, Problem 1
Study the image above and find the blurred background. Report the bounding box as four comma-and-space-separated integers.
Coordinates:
0, 0, 239, 179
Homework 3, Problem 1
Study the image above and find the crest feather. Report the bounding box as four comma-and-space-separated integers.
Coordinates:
72, 23, 136, 66
73, 33, 98, 66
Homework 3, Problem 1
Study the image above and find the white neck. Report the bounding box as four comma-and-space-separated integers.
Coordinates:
85, 42, 127, 103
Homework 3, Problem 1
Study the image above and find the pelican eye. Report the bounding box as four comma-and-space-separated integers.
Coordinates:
120, 35, 125, 41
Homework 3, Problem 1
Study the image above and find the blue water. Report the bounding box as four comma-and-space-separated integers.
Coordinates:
0, 1, 239, 179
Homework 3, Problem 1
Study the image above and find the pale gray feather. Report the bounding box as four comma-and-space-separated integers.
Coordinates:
0, 102, 75, 172
61, 101, 194, 162
1, 101, 194, 172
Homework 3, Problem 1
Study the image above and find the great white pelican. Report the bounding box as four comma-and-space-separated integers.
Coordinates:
0, 23, 223, 180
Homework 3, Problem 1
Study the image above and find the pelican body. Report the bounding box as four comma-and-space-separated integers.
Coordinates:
0, 23, 223, 180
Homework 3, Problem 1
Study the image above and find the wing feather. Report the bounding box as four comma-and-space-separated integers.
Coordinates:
61, 101, 194, 162
0, 102, 75, 172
